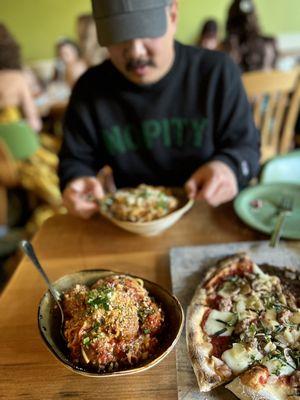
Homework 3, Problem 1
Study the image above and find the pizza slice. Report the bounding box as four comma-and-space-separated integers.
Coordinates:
226, 365, 300, 400
186, 253, 300, 399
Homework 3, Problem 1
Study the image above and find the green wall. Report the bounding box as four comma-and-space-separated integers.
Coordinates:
177, 0, 300, 44
1, 0, 300, 62
0, 0, 91, 61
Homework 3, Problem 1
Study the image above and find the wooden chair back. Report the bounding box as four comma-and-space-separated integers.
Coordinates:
242, 68, 300, 163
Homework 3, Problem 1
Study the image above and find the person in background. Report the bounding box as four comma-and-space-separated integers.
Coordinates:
0, 23, 41, 131
220, 0, 278, 72
59, 0, 260, 219
23, 66, 44, 99
77, 14, 109, 67
54, 38, 87, 88
197, 19, 219, 51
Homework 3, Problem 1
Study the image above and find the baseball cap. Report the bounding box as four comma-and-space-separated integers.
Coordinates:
91, 0, 172, 47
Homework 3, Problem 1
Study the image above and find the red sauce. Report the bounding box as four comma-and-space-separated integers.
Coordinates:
63, 276, 164, 371
207, 295, 222, 309
204, 261, 253, 290
200, 308, 232, 358
201, 309, 211, 331
258, 368, 270, 385
210, 336, 232, 358
214, 269, 251, 290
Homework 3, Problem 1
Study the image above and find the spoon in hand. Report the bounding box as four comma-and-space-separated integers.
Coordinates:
20, 240, 65, 338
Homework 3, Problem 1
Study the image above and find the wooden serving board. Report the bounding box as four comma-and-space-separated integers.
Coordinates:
170, 241, 300, 400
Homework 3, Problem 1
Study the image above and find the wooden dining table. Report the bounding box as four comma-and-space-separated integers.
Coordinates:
0, 202, 266, 400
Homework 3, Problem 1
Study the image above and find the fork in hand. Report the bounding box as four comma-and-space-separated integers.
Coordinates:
269, 196, 294, 248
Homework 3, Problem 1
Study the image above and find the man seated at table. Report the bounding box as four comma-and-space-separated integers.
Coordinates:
58, 0, 260, 219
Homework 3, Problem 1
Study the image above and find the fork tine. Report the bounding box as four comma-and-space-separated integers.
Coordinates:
280, 196, 293, 212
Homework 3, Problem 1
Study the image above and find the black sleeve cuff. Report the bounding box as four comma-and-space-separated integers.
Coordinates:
211, 153, 253, 190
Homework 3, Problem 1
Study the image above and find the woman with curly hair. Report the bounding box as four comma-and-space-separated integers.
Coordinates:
221, 0, 278, 72
0, 23, 41, 131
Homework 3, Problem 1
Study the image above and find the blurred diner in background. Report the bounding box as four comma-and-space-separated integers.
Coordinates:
197, 19, 219, 50
0, 0, 299, 289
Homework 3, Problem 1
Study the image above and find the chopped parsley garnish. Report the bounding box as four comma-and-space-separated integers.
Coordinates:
263, 295, 275, 309
273, 302, 290, 312
274, 325, 285, 334
143, 329, 151, 334
87, 287, 114, 310
265, 335, 271, 343
270, 351, 296, 372
92, 321, 101, 332
250, 354, 257, 363
273, 363, 283, 376
156, 200, 168, 210
138, 307, 154, 322
248, 323, 257, 336
82, 337, 90, 347
140, 190, 151, 199
226, 275, 239, 283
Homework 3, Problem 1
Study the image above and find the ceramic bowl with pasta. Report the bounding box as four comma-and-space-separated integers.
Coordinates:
38, 269, 184, 377
99, 185, 194, 236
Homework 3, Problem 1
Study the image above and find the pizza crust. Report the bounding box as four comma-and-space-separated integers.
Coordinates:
186, 264, 238, 391
226, 376, 295, 400
202, 253, 253, 290
186, 254, 254, 391
187, 300, 226, 391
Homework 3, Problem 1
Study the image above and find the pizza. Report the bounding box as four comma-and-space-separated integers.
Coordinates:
186, 253, 300, 399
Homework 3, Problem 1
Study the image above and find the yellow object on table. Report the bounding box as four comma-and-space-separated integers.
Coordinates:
0, 106, 20, 124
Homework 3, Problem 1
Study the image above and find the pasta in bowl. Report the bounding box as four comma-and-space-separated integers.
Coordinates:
99, 185, 194, 236
38, 269, 184, 377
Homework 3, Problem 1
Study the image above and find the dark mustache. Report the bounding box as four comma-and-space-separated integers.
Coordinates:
126, 59, 156, 71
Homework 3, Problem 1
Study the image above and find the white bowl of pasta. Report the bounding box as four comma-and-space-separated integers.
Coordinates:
38, 269, 184, 377
99, 185, 194, 236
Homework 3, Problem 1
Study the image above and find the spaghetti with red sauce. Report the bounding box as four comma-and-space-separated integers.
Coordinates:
62, 275, 164, 372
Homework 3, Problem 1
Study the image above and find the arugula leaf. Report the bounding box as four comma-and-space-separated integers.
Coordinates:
82, 336, 90, 347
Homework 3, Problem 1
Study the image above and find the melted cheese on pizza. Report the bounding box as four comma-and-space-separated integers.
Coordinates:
222, 343, 263, 374
204, 310, 235, 336
197, 255, 300, 398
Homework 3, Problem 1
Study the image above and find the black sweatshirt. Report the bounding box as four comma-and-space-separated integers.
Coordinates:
59, 41, 260, 192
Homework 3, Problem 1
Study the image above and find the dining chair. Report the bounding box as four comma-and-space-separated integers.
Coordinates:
242, 68, 300, 163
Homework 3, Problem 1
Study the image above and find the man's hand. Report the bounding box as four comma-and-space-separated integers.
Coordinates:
185, 161, 238, 207
62, 177, 104, 219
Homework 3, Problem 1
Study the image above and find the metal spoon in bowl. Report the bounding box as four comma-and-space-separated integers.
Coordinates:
20, 240, 65, 338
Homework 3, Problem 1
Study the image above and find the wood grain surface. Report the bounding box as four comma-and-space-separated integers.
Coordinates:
0, 202, 264, 400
